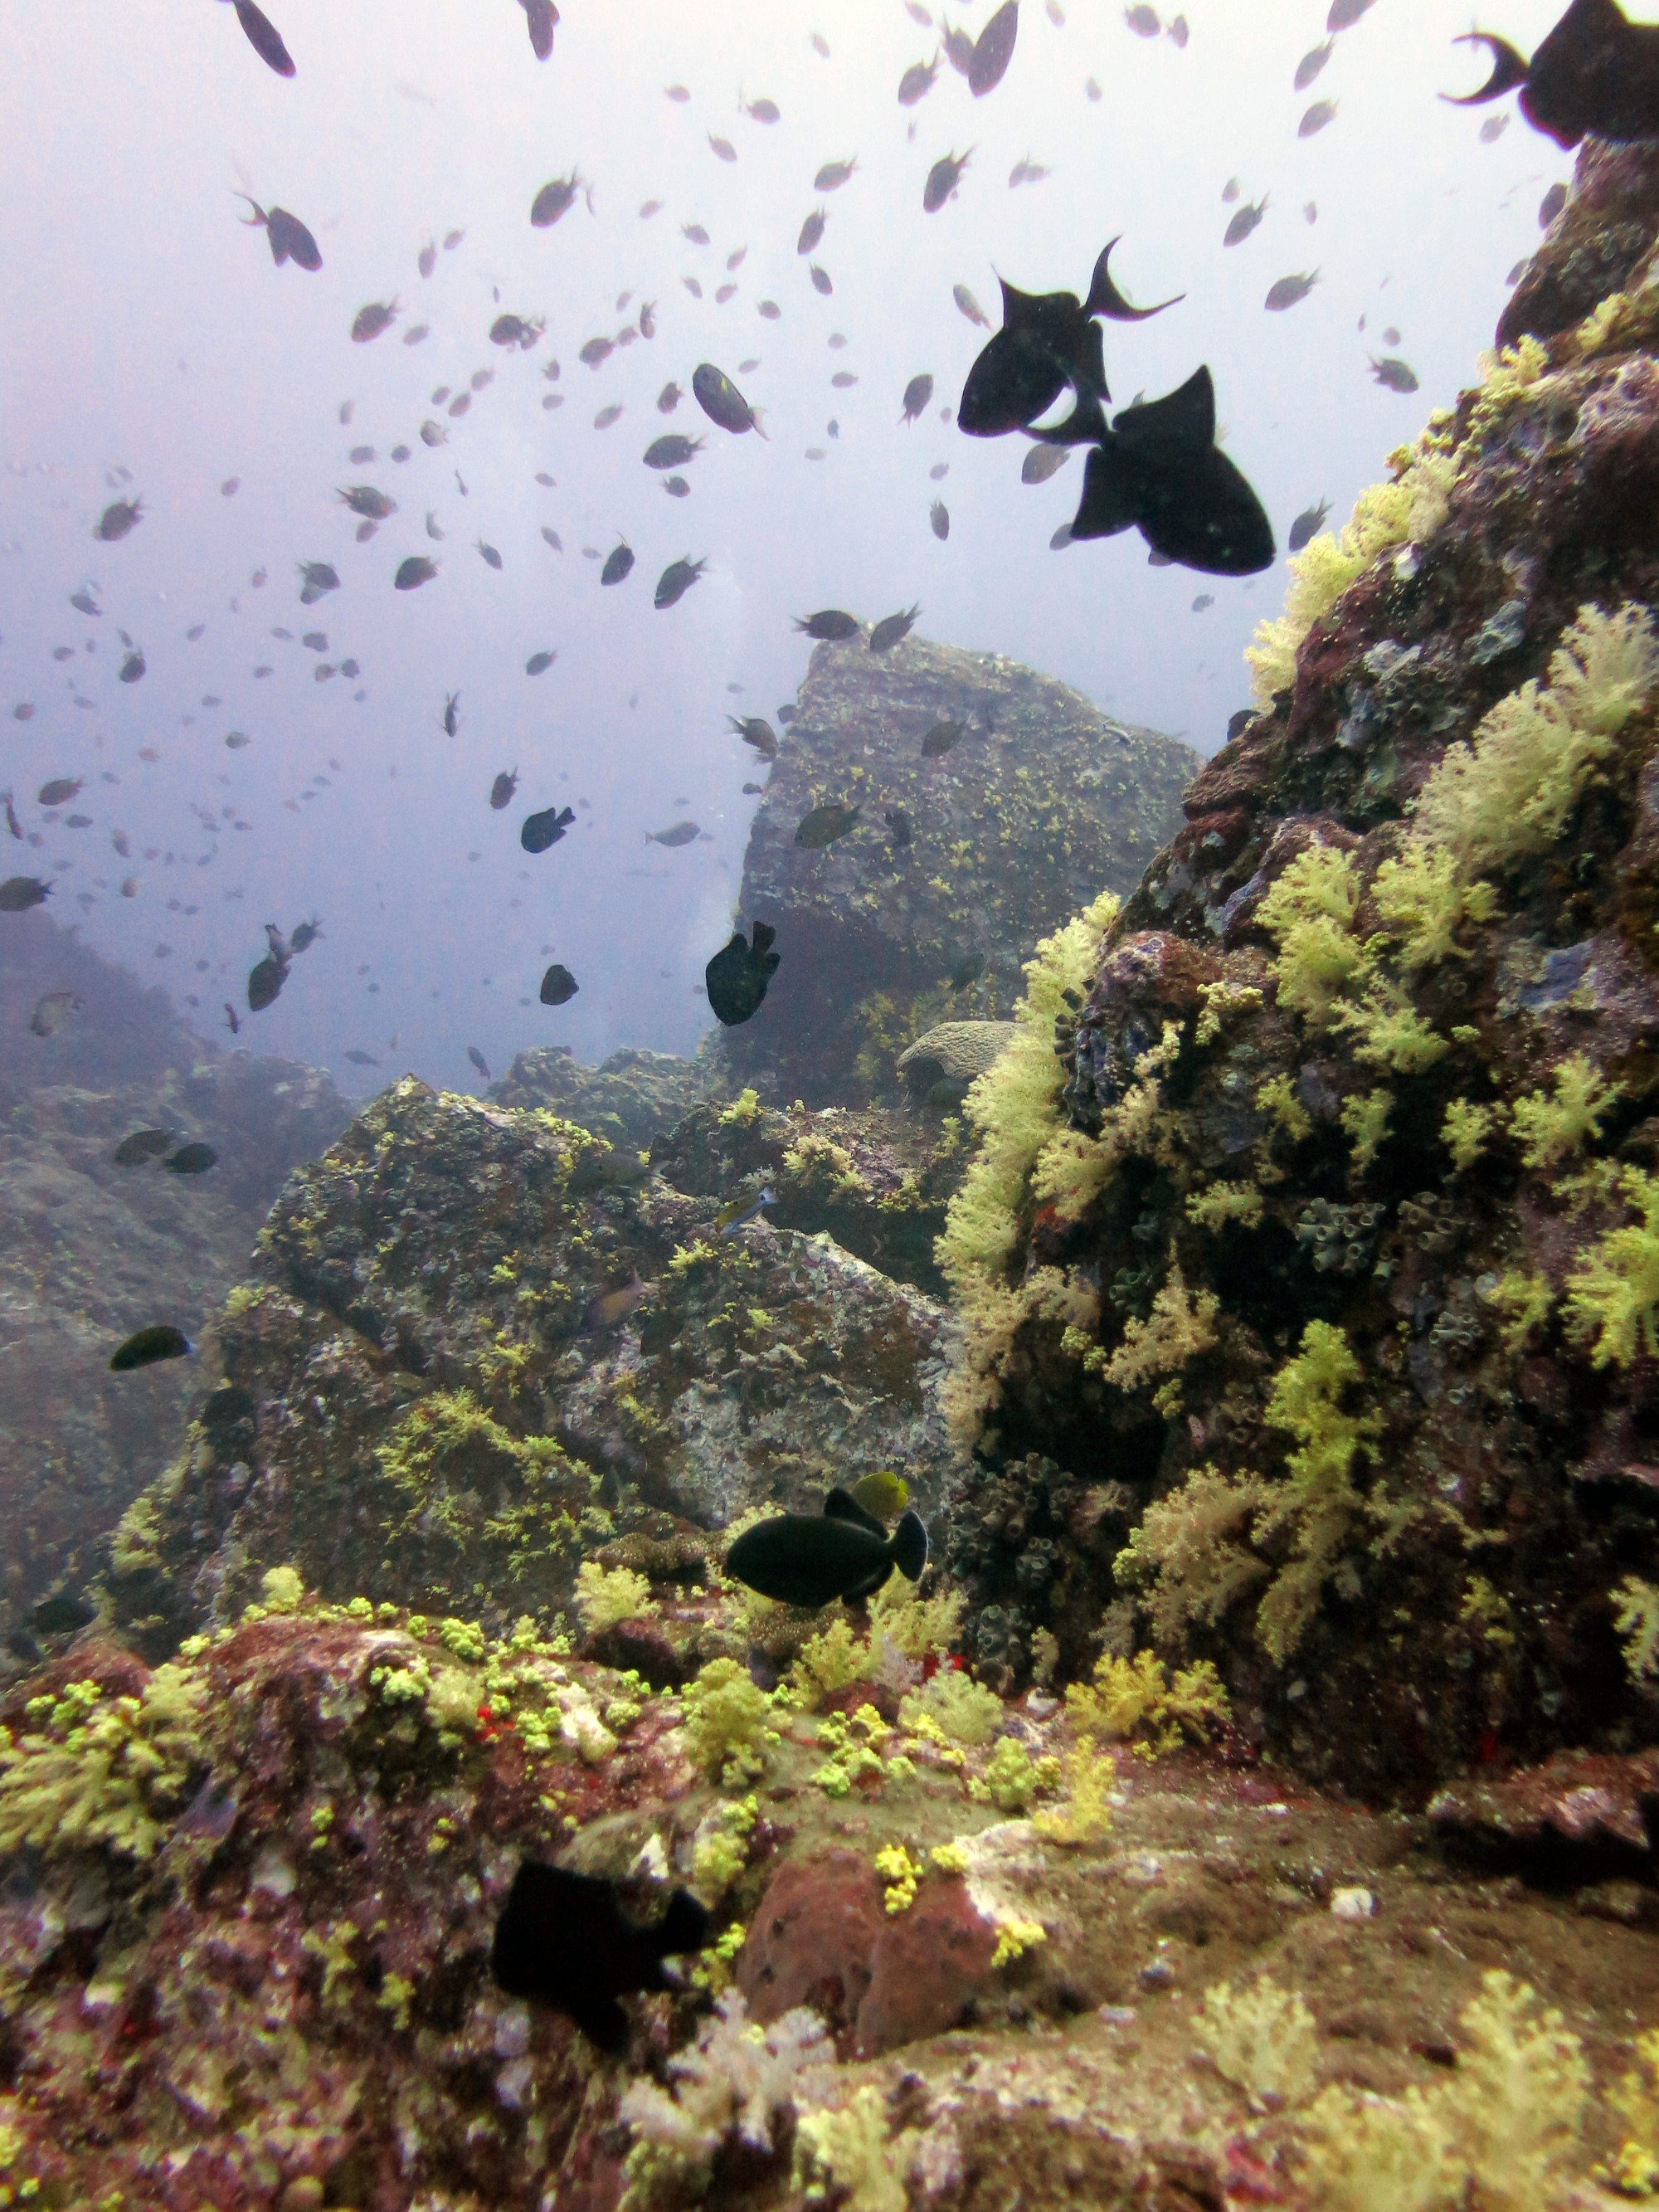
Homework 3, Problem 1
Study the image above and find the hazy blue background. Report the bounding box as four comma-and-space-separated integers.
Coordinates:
1, 0, 1574, 1092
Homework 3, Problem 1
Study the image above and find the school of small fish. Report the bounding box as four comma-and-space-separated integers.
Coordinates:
5, 0, 1606, 1445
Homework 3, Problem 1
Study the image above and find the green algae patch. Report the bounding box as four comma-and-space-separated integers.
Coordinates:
0, 1663, 208, 1861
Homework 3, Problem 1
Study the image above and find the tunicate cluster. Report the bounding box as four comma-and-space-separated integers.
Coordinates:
1296, 1199, 1384, 1274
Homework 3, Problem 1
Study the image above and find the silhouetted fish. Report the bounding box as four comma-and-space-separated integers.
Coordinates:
1224, 197, 1267, 246
726, 1488, 929, 1608
969, 0, 1019, 94
923, 149, 972, 211
490, 770, 519, 810
601, 542, 635, 585
899, 54, 940, 104
248, 950, 288, 1011
900, 373, 934, 423
931, 499, 951, 539
96, 497, 144, 542
540, 962, 578, 1006
958, 240, 1181, 439
1444, 0, 1659, 147
582, 1272, 649, 1333
229, 0, 294, 76
531, 172, 587, 227
110, 1325, 192, 1372
0, 876, 51, 912
239, 197, 321, 270
644, 433, 704, 468
352, 300, 397, 343
655, 557, 708, 608
693, 363, 764, 435
469, 1045, 490, 1080
520, 0, 557, 60
1370, 355, 1419, 392
794, 608, 859, 640
1264, 270, 1319, 310
395, 556, 438, 590
1068, 366, 1275, 577
491, 1862, 708, 2052
522, 806, 576, 853
706, 920, 779, 1026
870, 604, 921, 651
29, 1591, 95, 1636
1287, 497, 1331, 550
443, 691, 460, 735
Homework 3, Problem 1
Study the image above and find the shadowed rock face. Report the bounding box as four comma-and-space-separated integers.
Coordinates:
946, 133, 1659, 1800
0, 916, 350, 1638
489, 1042, 715, 1149
718, 632, 1198, 1104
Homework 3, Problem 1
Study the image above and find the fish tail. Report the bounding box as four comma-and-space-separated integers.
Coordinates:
750, 406, 770, 442
236, 192, 267, 227
891, 1508, 929, 1584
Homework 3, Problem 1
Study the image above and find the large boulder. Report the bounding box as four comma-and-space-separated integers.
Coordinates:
103, 1078, 968, 1648
937, 134, 1659, 1800
718, 633, 1197, 1104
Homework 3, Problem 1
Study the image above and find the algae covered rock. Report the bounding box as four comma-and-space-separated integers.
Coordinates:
104, 1077, 968, 1644
937, 134, 1659, 1799
490, 1040, 714, 1148
718, 631, 1197, 1104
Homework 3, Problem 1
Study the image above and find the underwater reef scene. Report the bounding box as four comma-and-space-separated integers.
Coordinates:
19, 118, 1659, 2212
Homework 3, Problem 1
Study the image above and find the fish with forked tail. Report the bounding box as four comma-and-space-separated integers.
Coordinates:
725, 1487, 930, 1608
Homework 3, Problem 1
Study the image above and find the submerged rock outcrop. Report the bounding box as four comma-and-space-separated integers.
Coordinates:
937, 138, 1659, 1802
718, 633, 1197, 1104
0, 915, 350, 1636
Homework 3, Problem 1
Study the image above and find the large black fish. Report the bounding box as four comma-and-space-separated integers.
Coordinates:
522, 805, 576, 853
959, 240, 1181, 439
110, 1325, 193, 1372
227, 0, 294, 76
491, 1862, 708, 2052
725, 1487, 929, 1609
705, 920, 779, 1026
969, 0, 1019, 94
1067, 367, 1274, 577
540, 962, 579, 1006
238, 197, 321, 270
0, 877, 51, 913
247, 949, 289, 1011
1445, 0, 1659, 144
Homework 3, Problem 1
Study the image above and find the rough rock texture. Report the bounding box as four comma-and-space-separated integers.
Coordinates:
102, 1079, 967, 1649
718, 634, 1197, 1105
649, 1095, 968, 1298
0, 914, 350, 1640
0, 1605, 1651, 2210
491, 1043, 716, 1150
941, 134, 1659, 1801
1500, 139, 1659, 351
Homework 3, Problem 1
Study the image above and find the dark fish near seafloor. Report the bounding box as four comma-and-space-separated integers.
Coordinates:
795, 801, 859, 848
0, 877, 51, 912
29, 991, 80, 1038
114, 1128, 178, 1166
870, 605, 920, 652
794, 608, 859, 641
729, 715, 777, 758
110, 1324, 192, 1372
582, 1271, 649, 1333
469, 1046, 490, 1080
705, 920, 779, 1026
30, 1591, 96, 1637
164, 1143, 217, 1176
922, 720, 964, 758
491, 1861, 708, 2052
725, 1487, 930, 1609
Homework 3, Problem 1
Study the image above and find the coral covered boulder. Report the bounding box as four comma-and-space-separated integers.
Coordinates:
936, 135, 1659, 1800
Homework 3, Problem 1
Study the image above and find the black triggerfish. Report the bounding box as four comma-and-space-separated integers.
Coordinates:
725, 1487, 929, 1608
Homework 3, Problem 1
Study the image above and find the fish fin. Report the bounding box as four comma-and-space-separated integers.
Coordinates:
571, 1995, 631, 2052
996, 274, 1042, 329
825, 1486, 888, 1537
750, 920, 776, 955
750, 406, 770, 441
655, 1888, 711, 1957
891, 1508, 929, 1584
1441, 30, 1530, 103
235, 193, 268, 227
1112, 364, 1216, 454
1029, 392, 1110, 447
1085, 238, 1184, 323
